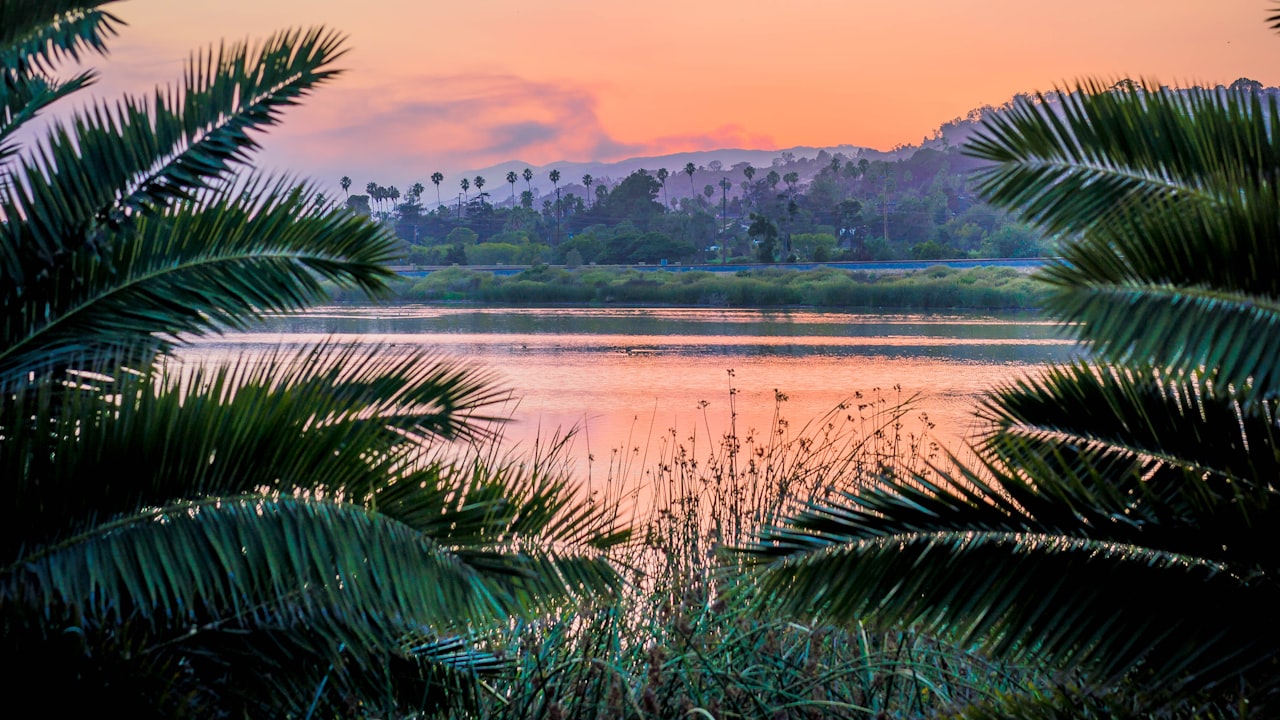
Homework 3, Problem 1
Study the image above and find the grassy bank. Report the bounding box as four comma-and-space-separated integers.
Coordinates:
329, 264, 1050, 310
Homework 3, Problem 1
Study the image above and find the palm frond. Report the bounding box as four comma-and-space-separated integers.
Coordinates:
0, 1, 121, 74
1, 342, 510, 549
742, 516, 1279, 697
965, 83, 1280, 238
6, 493, 503, 638
967, 83, 1280, 402
0, 176, 396, 383
0, 25, 345, 277
0, 70, 95, 164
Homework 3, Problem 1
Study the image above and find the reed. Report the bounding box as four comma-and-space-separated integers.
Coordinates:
445, 379, 1034, 719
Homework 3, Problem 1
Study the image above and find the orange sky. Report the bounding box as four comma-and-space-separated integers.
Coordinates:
74, 0, 1280, 188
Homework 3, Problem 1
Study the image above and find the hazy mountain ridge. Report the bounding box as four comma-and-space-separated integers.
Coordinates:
410, 78, 1278, 203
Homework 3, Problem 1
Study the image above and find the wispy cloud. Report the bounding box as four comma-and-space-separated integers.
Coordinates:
257, 73, 777, 185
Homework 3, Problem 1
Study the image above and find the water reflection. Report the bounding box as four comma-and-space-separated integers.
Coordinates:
183, 306, 1078, 465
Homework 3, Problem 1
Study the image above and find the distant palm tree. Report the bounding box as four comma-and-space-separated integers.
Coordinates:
783, 171, 799, 193
549, 169, 562, 245
656, 167, 670, 208
340, 175, 351, 199
719, 177, 732, 264
431, 171, 444, 207
522, 167, 533, 193
460, 177, 469, 203
766, 169, 780, 191
506, 171, 518, 207
742, 166, 755, 210
684, 162, 697, 197
582, 174, 593, 208
474, 175, 486, 203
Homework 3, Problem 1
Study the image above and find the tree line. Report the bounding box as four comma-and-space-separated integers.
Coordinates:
339, 135, 1059, 267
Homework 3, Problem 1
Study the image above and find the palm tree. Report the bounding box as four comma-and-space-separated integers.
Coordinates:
522, 167, 534, 193
549, 169, 562, 245
473, 174, 486, 200
766, 169, 780, 192
740, 77, 1280, 715
718, 177, 732, 264
782, 171, 799, 193
459, 176, 469, 204
431, 171, 444, 207
582, 173, 593, 208
656, 167, 670, 208
0, 7, 623, 716
506, 170, 518, 207
684, 161, 697, 197
340, 175, 351, 199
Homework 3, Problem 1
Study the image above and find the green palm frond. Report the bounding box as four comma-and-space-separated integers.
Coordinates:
3, 494, 511, 715
741, 493, 1279, 698
0, 1, 121, 74
0, 2, 119, 163
739, 361, 1280, 701
0, 70, 95, 163
2, 342, 509, 548
1, 25, 345, 281
0, 176, 396, 383
966, 84, 1280, 402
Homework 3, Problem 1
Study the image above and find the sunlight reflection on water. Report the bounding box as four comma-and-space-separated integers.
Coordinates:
180, 306, 1077, 478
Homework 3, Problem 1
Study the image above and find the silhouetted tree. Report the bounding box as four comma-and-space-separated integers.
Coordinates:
656, 167, 670, 208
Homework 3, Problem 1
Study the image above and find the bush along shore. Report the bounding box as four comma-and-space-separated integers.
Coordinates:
326, 264, 1050, 310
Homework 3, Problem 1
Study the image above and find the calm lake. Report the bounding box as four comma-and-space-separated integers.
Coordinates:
183, 306, 1077, 476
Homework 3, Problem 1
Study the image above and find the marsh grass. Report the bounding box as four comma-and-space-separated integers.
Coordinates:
445, 378, 1032, 719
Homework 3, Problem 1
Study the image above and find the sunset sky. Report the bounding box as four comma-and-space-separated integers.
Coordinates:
74, 1, 1280, 189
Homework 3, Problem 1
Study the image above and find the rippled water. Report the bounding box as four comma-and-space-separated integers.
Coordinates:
181, 306, 1077, 472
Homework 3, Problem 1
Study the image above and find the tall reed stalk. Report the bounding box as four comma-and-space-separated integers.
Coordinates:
449, 378, 1029, 719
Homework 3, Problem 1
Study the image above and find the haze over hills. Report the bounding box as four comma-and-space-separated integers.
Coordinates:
450, 145, 881, 200
394, 78, 1278, 206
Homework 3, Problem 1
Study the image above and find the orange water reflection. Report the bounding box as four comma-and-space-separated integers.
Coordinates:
181, 306, 1076, 478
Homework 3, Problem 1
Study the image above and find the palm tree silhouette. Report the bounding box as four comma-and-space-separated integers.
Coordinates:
549, 169, 561, 245
473, 175, 485, 204
522, 167, 533, 193
430, 172, 443, 207
506, 171, 518, 207
684, 162, 697, 198
656, 167, 670, 208
340, 176, 351, 199
582, 174, 593, 208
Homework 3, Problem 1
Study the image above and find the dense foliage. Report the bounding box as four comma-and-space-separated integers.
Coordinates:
0, 3, 622, 716
738, 56, 1280, 720
333, 264, 1049, 310
351, 140, 1060, 267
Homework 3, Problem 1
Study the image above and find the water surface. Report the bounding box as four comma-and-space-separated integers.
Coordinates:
183, 306, 1076, 471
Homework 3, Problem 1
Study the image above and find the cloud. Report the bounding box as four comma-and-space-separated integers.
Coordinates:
255, 73, 778, 186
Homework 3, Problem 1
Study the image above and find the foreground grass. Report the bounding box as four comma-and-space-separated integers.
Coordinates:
437, 385, 1041, 718
329, 265, 1050, 310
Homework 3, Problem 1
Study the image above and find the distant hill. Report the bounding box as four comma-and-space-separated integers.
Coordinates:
445, 77, 1280, 204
